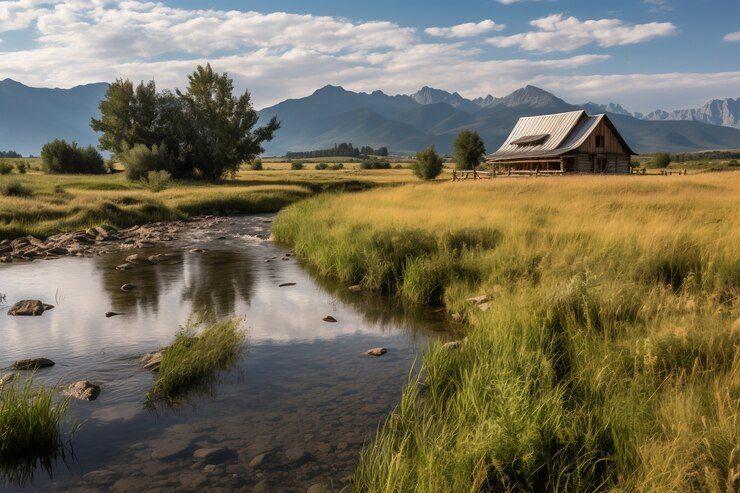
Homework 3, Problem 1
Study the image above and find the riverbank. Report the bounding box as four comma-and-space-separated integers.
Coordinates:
0, 167, 415, 241
273, 173, 739, 492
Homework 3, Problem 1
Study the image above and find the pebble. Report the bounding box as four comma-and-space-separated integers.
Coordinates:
105, 311, 121, 317
322, 315, 337, 323
120, 283, 136, 291
442, 341, 462, 350
348, 285, 362, 292
192, 447, 237, 464
366, 348, 387, 357
278, 282, 296, 287
150, 437, 192, 461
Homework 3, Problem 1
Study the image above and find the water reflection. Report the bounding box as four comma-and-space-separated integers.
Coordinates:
0, 215, 446, 491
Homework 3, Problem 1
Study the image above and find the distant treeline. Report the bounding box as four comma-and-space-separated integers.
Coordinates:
0, 150, 22, 158
285, 143, 389, 159
659, 150, 740, 162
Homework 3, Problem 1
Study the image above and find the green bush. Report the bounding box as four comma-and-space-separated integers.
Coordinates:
0, 179, 33, 197
14, 161, 28, 174
412, 146, 444, 180
315, 162, 329, 170
360, 160, 391, 170
141, 170, 172, 192
119, 143, 174, 181
653, 153, 671, 168
0, 163, 13, 175
728, 159, 739, 167
330, 163, 344, 170
40, 139, 105, 174
250, 158, 263, 170
291, 162, 304, 170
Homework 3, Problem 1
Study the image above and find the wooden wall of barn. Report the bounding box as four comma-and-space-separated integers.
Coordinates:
578, 119, 629, 155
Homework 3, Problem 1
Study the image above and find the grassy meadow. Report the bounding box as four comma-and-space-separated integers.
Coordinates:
0, 160, 423, 240
273, 173, 739, 492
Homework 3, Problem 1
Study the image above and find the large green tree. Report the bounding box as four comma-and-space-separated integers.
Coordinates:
453, 130, 486, 171
91, 64, 279, 180
177, 64, 279, 180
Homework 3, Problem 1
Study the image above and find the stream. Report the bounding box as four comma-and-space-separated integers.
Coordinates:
0, 214, 448, 492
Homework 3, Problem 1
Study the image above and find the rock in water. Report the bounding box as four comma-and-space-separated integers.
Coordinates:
189, 248, 207, 254
278, 282, 296, 287
150, 437, 192, 461
120, 283, 136, 291
64, 380, 101, 401
285, 447, 313, 465
8, 299, 54, 316
125, 254, 146, 263
115, 263, 133, 271
366, 348, 387, 357
140, 351, 163, 371
192, 447, 238, 464
12, 358, 55, 370
105, 311, 121, 318
348, 285, 362, 292
442, 341, 462, 350
322, 315, 337, 323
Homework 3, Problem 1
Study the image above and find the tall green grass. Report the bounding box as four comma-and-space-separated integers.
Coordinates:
274, 173, 739, 492
0, 377, 71, 486
146, 315, 246, 404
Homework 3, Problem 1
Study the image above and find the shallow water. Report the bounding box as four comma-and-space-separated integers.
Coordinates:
0, 214, 447, 492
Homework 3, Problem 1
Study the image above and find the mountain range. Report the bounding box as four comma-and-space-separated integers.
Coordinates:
1, 77, 739, 156
583, 98, 739, 128
256, 85, 740, 155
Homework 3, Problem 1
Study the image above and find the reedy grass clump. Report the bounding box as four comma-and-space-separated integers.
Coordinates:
0, 377, 71, 486
147, 315, 246, 404
273, 173, 740, 492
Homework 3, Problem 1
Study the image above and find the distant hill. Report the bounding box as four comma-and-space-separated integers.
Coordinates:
1, 77, 739, 156
0, 78, 108, 156
258, 85, 740, 155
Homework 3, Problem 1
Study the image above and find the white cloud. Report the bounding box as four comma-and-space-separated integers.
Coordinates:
724, 31, 740, 42
487, 13, 677, 52
0, 0, 612, 106
643, 0, 672, 13
425, 19, 504, 38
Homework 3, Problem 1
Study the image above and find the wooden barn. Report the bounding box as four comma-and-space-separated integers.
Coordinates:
488, 110, 636, 174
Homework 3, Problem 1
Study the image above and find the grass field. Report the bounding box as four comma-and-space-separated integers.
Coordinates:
273, 173, 739, 492
0, 163, 424, 240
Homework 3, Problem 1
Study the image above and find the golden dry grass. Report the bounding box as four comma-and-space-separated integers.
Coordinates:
274, 172, 740, 492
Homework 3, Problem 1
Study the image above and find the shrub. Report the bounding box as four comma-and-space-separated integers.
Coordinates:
0, 162, 13, 175
14, 161, 28, 174
40, 139, 105, 174
315, 162, 329, 170
141, 170, 172, 192
119, 143, 174, 181
330, 163, 344, 170
728, 159, 739, 167
360, 160, 391, 170
653, 153, 671, 168
291, 162, 304, 170
250, 158, 263, 170
412, 145, 444, 180
0, 180, 32, 197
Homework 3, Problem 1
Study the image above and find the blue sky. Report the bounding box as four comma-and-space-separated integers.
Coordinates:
0, 0, 738, 111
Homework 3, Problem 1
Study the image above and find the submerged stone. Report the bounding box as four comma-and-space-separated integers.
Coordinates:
150, 437, 192, 461
120, 283, 136, 291
12, 357, 55, 370
140, 351, 163, 371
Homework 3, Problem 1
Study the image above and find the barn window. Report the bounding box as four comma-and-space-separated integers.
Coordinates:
595, 135, 605, 148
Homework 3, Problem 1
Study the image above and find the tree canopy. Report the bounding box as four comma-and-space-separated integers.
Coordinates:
453, 130, 486, 171
91, 64, 279, 180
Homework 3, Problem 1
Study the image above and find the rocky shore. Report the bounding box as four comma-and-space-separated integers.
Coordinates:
0, 216, 234, 263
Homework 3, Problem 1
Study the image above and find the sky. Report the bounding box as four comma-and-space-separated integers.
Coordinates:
0, 0, 738, 112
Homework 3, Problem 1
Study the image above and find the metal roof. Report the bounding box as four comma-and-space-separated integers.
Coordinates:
511, 133, 550, 146
488, 111, 635, 161
489, 110, 585, 160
